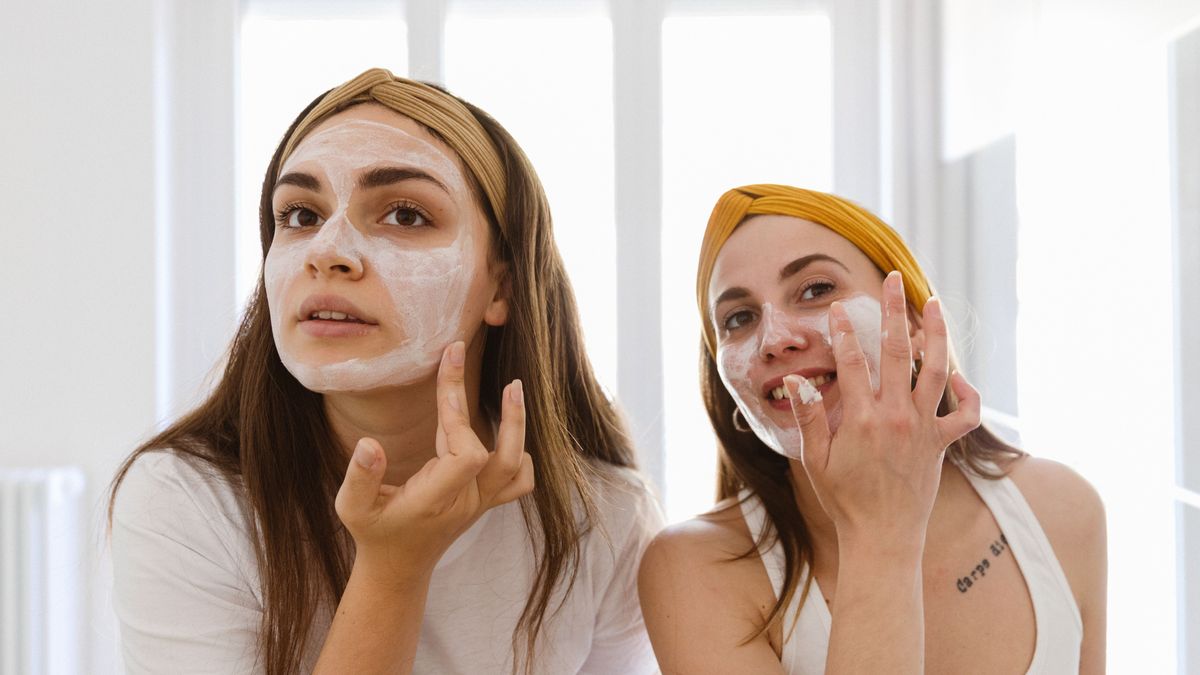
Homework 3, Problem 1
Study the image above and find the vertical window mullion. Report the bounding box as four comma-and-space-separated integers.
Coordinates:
406, 0, 445, 82
612, 0, 667, 496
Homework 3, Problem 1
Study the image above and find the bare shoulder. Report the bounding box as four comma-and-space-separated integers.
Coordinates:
1005, 455, 1106, 608
638, 496, 774, 614
638, 498, 784, 673
640, 498, 755, 575
1005, 455, 1106, 537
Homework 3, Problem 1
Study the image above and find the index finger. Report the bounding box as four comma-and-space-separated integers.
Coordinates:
436, 340, 471, 424
436, 338, 472, 454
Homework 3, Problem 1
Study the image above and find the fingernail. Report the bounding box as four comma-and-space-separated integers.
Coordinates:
353, 440, 377, 469
450, 341, 465, 366
926, 297, 942, 319
448, 393, 462, 412
510, 379, 524, 405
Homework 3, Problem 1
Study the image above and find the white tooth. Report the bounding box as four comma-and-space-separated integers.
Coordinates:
330, 311, 347, 321
318, 310, 333, 320
773, 386, 786, 400
811, 375, 827, 387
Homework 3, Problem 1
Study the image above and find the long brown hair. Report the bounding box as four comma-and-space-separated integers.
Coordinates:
694, 185, 1023, 641
109, 72, 636, 673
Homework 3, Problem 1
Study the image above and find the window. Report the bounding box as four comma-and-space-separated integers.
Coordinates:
1015, 44, 1176, 670
660, 12, 832, 520
445, 3, 618, 393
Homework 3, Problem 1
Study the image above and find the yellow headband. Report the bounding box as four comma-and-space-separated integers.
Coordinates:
278, 68, 507, 221
696, 184, 933, 356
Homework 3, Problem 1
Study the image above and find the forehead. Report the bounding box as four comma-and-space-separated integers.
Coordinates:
282, 103, 466, 184
708, 214, 878, 295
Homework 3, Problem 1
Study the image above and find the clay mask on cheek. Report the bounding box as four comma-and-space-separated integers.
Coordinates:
715, 294, 884, 460
264, 120, 477, 392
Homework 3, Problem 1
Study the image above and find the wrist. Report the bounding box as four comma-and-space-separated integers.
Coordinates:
837, 525, 927, 565
351, 546, 437, 591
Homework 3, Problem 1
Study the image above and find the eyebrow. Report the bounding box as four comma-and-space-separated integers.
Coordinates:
710, 253, 850, 313
357, 166, 449, 194
778, 253, 850, 281
272, 166, 450, 195
274, 171, 321, 192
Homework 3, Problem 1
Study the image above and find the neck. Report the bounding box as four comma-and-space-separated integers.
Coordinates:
321, 345, 495, 487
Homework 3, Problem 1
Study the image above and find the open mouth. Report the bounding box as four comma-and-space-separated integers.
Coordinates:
307, 310, 369, 323
766, 373, 836, 401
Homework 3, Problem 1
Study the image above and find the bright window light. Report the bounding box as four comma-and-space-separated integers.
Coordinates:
1015, 45, 1175, 671
237, 6, 408, 310
661, 13, 833, 522
445, 7, 617, 395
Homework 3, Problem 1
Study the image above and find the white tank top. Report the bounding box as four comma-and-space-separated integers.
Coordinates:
738, 464, 1083, 674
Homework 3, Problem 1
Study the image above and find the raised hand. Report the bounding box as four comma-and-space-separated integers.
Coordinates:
786, 271, 981, 543
334, 340, 535, 574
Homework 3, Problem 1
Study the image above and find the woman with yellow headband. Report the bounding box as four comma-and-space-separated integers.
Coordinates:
639, 185, 1105, 673
107, 69, 661, 674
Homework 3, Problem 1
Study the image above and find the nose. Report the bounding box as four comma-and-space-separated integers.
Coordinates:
757, 304, 812, 360
304, 214, 364, 280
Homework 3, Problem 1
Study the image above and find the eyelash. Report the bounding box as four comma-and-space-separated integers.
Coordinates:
798, 278, 836, 301
383, 200, 434, 229
274, 202, 321, 229
272, 200, 435, 230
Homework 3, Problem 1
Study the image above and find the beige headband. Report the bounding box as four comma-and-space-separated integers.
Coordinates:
278, 68, 507, 220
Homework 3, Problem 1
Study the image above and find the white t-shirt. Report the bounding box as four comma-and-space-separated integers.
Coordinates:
111, 450, 664, 674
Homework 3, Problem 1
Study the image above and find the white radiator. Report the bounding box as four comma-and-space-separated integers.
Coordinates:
0, 468, 85, 675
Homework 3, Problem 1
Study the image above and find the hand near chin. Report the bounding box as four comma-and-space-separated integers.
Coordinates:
786, 272, 980, 548
333, 341, 534, 577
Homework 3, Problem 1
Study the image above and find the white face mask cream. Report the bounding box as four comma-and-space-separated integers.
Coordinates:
716, 294, 884, 459
265, 118, 479, 393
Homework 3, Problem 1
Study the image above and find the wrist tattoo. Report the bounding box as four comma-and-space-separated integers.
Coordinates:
955, 533, 1008, 593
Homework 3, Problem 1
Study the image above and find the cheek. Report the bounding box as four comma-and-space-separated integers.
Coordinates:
264, 242, 302, 315
716, 339, 757, 400
372, 236, 476, 328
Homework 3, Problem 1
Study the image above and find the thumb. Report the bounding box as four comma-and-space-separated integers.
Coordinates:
785, 375, 832, 474
335, 437, 386, 529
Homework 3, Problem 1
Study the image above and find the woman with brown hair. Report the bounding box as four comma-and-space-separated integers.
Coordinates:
638, 185, 1106, 674
109, 68, 661, 674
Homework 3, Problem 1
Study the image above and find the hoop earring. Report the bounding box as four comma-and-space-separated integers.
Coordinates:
732, 407, 752, 433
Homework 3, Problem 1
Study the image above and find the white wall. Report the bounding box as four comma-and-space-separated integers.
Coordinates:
0, 1, 159, 672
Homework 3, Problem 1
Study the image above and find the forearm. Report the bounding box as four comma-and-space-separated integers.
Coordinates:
313, 557, 433, 675
824, 537, 925, 674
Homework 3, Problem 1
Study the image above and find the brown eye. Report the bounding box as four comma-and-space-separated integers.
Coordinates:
276, 205, 325, 229
383, 202, 433, 229
295, 209, 320, 227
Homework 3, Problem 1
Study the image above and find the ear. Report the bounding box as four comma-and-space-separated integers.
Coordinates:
483, 261, 510, 327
